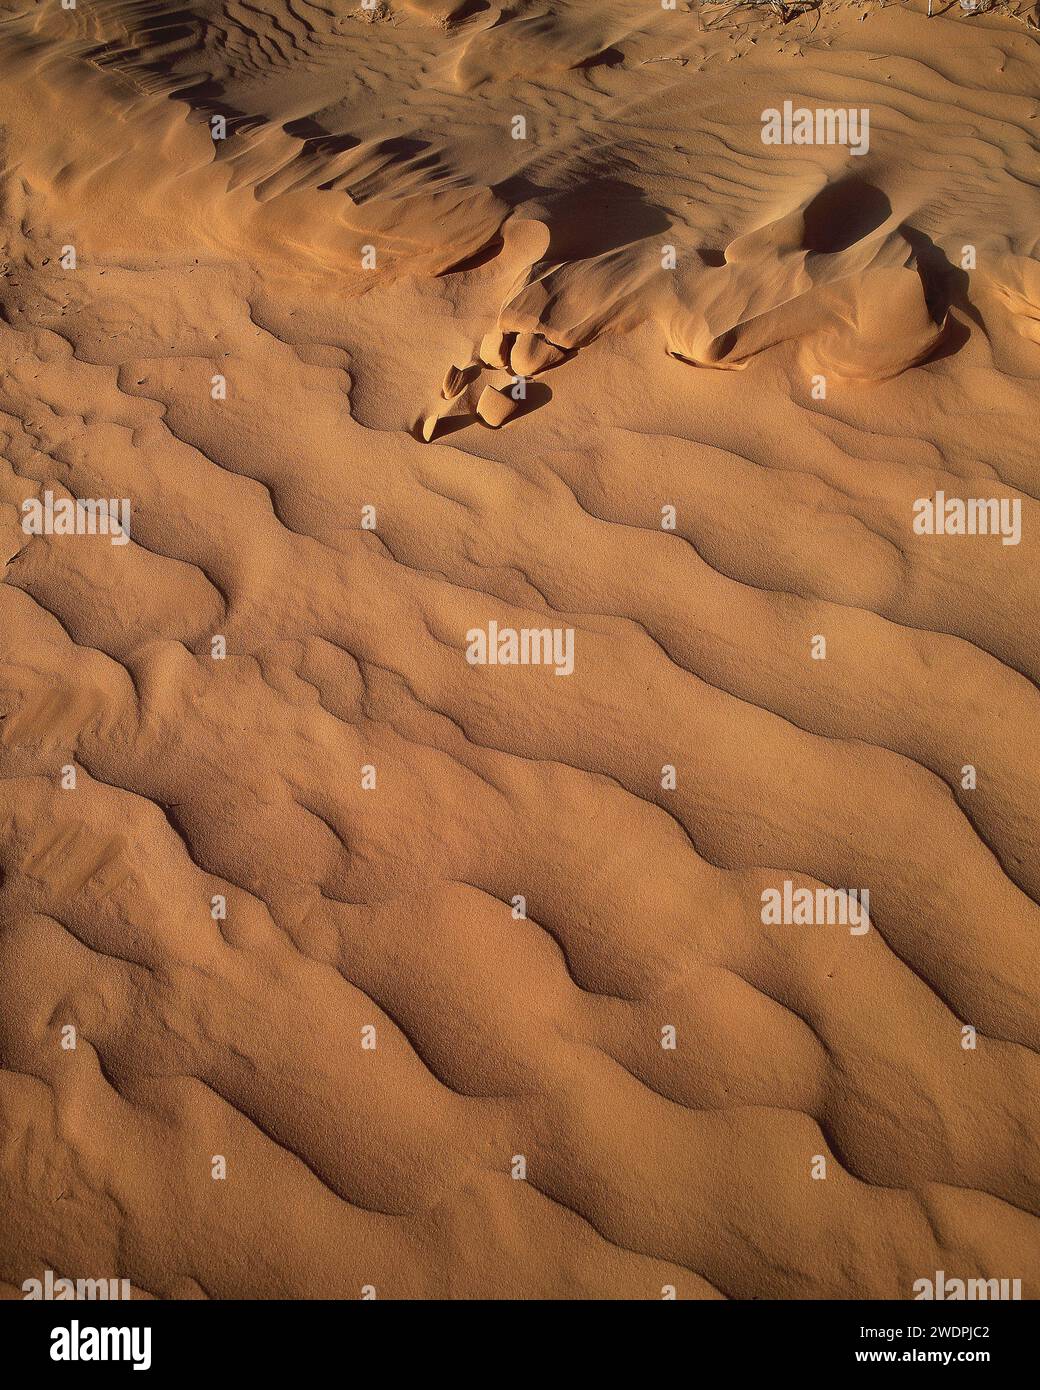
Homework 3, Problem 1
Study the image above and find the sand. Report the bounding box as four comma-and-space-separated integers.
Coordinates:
1, 0, 1039, 1300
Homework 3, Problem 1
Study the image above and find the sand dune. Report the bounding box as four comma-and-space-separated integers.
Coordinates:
1, 0, 1039, 1299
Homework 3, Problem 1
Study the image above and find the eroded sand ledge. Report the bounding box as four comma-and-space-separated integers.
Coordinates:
1, 0, 1039, 1299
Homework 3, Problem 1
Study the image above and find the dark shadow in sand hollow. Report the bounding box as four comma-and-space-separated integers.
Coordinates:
509, 380, 553, 420
431, 413, 478, 439
535, 178, 671, 262
575, 46, 626, 70
900, 222, 986, 364
492, 172, 670, 264
920, 316, 971, 365
802, 177, 891, 255
900, 223, 985, 330
438, 237, 506, 276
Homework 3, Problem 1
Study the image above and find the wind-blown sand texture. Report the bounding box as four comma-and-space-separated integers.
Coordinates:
2, 0, 1039, 1300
